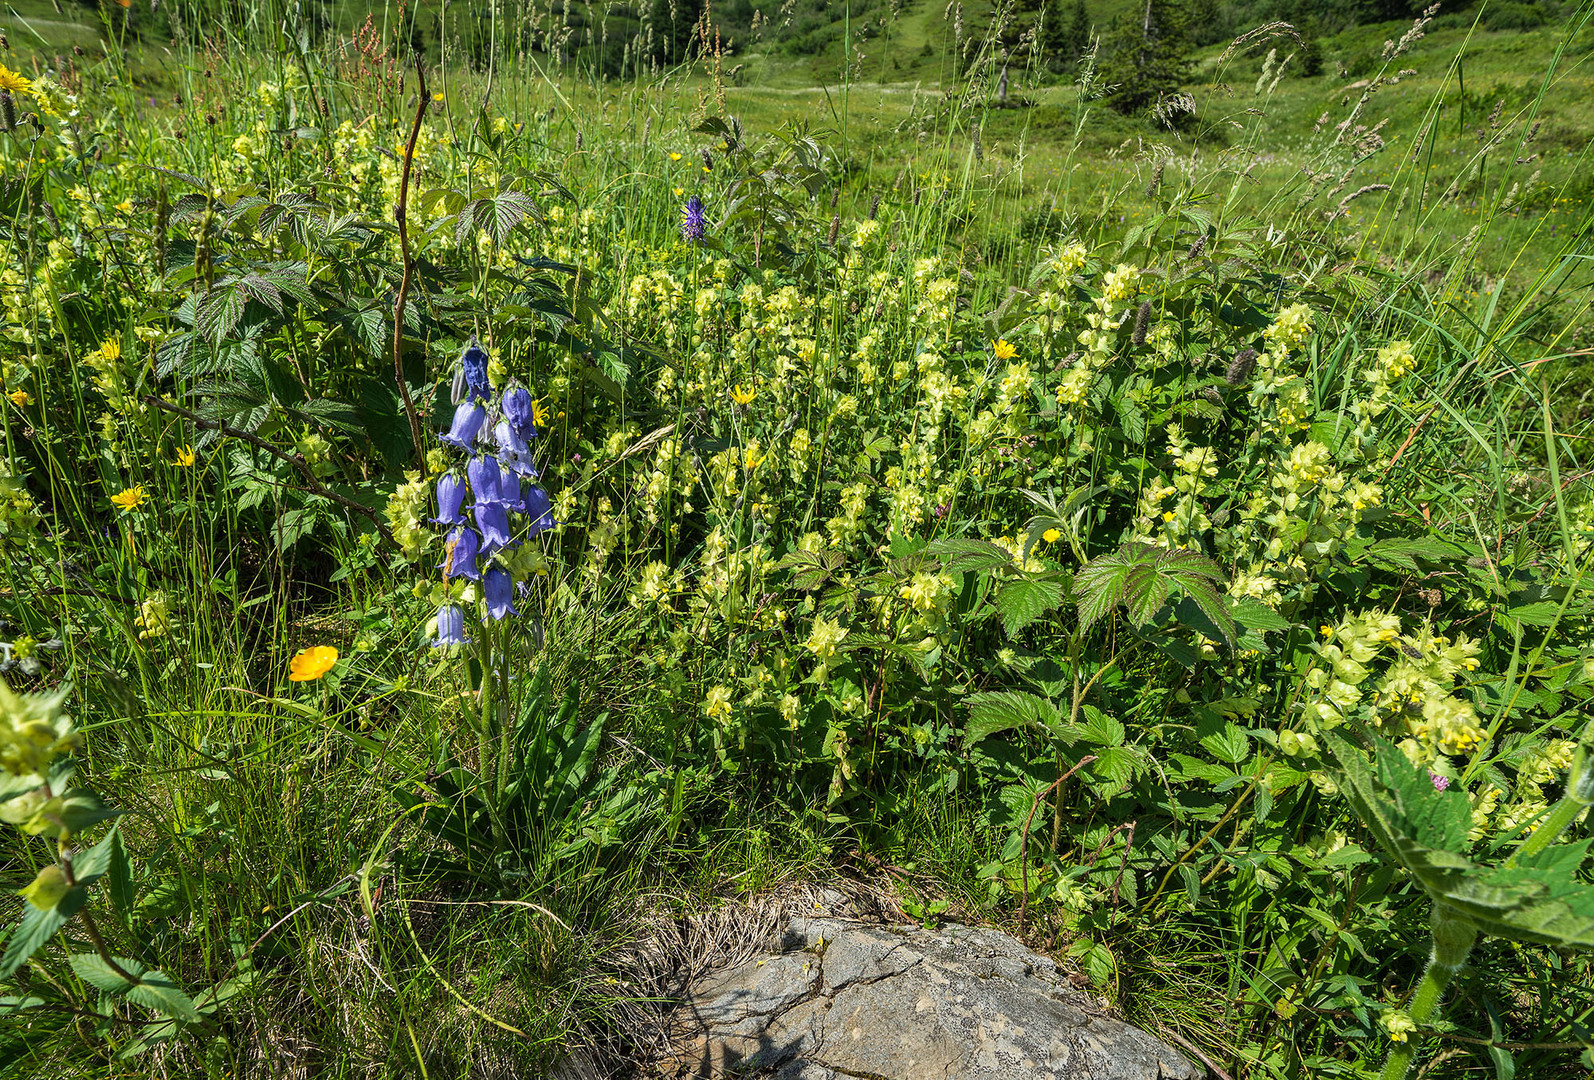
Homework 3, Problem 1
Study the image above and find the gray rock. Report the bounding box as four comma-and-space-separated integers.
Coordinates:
662, 920, 1199, 1079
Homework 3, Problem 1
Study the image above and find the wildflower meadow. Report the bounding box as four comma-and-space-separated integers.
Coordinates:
1, 0, 1593, 1077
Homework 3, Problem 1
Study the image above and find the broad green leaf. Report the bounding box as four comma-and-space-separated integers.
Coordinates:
996, 578, 1063, 637
1201, 723, 1251, 765
924, 538, 1015, 574
1079, 706, 1126, 747
125, 971, 203, 1023
0, 887, 87, 977
965, 691, 1061, 746
69, 952, 146, 994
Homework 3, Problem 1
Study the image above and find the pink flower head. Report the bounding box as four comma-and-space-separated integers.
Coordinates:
1429, 771, 1450, 792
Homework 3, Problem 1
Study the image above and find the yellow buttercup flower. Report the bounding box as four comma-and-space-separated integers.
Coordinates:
174, 446, 196, 467
669, 152, 683, 162
729, 383, 757, 405
115, 200, 134, 215
992, 339, 1017, 361
432, 92, 445, 102
110, 486, 147, 511
288, 645, 338, 682
7, 390, 31, 407
1041, 528, 1061, 543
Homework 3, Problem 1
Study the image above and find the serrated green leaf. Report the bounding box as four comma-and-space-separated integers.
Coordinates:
1, 887, 86, 977
924, 538, 1014, 574
69, 952, 146, 994
125, 971, 202, 1023
996, 578, 1063, 637
1079, 705, 1126, 747
1200, 723, 1250, 765
965, 691, 1060, 746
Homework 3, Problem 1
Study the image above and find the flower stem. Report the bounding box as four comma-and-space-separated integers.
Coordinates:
1379, 905, 1478, 1080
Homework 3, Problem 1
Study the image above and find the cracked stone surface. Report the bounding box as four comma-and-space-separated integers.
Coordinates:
662, 919, 1199, 1079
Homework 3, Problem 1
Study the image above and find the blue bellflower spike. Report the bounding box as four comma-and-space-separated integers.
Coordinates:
433, 604, 469, 646
484, 567, 518, 621
440, 402, 487, 450
459, 341, 491, 403
432, 473, 467, 525
442, 525, 481, 580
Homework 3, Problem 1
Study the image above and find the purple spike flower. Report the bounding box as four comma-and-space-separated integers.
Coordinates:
432, 473, 467, 525
440, 402, 487, 450
681, 196, 706, 243
467, 454, 502, 505
433, 604, 469, 646
524, 485, 556, 536
475, 502, 514, 554
484, 567, 518, 621
441, 526, 481, 580
460, 342, 491, 402
502, 387, 536, 440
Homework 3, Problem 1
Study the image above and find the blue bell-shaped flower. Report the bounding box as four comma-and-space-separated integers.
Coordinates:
466, 454, 503, 505
459, 341, 491, 403
484, 567, 518, 621
493, 420, 539, 478
475, 502, 514, 554
441, 525, 481, 580
433, 604, 470, 646
440, 402, 487, 451
524, 485, 556, 536
432, 473, 467, 525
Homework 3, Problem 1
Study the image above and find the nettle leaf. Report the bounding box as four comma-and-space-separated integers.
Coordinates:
924, 538, 1014, 574
996, 578, 1064, 637
964, 691, 1061, 746
196, 282, 248, 345
780, 549, 846, 592
1076, 543, 1233, 646
1329, 733, 1594, 949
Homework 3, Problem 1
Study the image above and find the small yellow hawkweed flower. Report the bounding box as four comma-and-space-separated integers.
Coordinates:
288, 645, 338, 682
432, 92, 444, 102
110, 485, 147, 511
729, 383, 757, 405
669, 152, 683, 161
115, 200, 134, 216
174, 446, 196, 467
1041, 527, 1061, 543
992, 339, 1017, 361
7, 390, 31, 407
